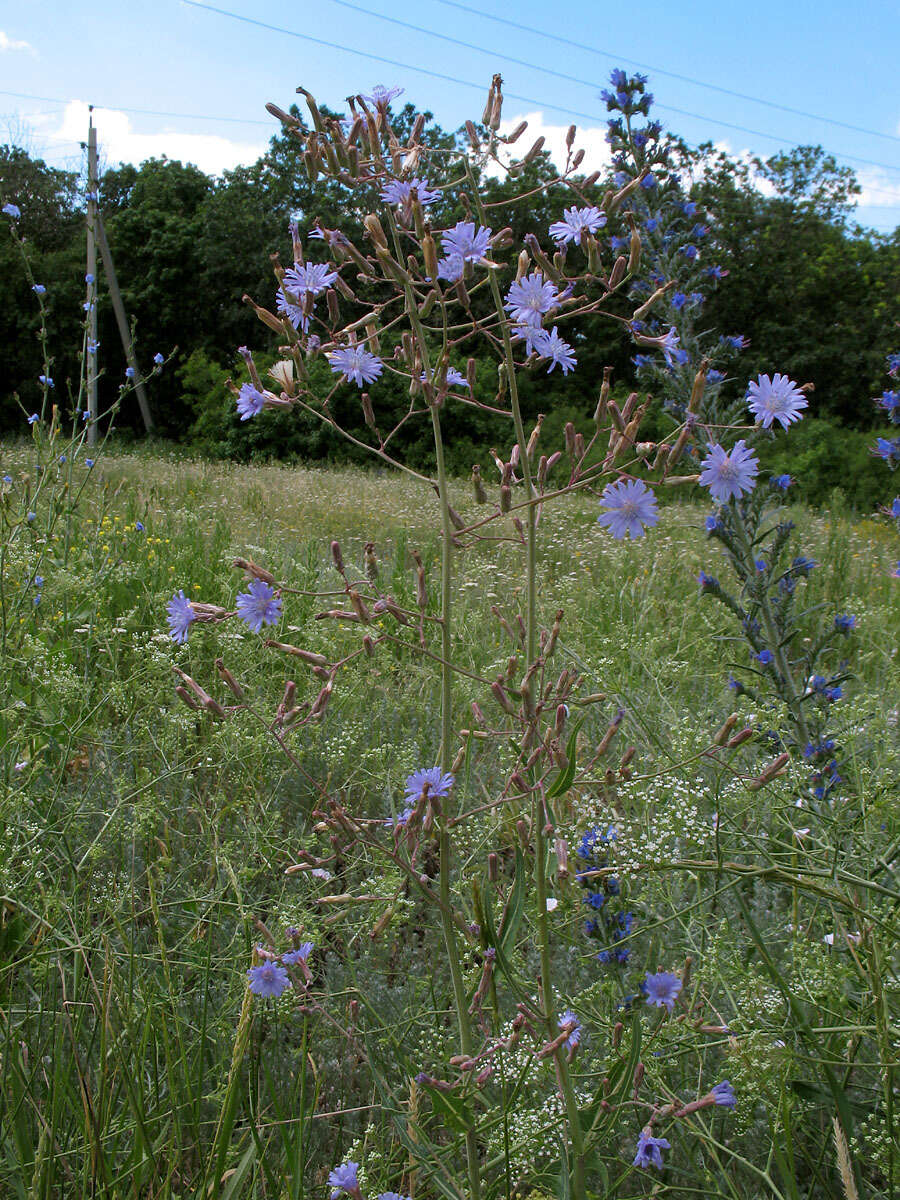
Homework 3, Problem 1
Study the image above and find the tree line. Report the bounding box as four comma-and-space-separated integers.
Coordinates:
1, 103, 898, 506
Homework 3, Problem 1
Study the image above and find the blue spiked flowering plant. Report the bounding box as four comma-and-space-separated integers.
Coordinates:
159, 72, 877, 1198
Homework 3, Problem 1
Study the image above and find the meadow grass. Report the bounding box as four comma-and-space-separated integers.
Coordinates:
1, 444, 898, 1199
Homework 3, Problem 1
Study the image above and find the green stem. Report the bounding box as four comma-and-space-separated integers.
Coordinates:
390, 210, 481, 1199
733, 506, 810, 747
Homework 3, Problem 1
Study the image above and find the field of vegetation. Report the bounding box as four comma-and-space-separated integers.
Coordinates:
2, 59, 899, 1200
1, 444, 898, 1198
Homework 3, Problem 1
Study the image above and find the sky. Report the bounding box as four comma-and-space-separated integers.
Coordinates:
1, 0, 899, 230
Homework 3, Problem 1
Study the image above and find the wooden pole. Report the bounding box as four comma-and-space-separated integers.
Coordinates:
85, 113, 99, 445
94, 211, 154, 434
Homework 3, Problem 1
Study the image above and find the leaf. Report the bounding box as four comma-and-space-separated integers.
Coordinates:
498, 847, 526, 955
546, 721, 583, 799
419, 1081, 475, 1134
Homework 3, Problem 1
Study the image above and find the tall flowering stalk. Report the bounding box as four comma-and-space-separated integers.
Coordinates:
600, 70, 745, 427
162, 75, 827, 1197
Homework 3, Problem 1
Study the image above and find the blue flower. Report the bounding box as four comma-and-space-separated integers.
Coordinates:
236, 579, 282, 633
38, 375, 54, 388
283, 261, 338, 300
705, 264, 728, 279
26, 512, 36, 522
705, 514, 718, 531
421, 367, 468, 389
892, 497, 900, 518
436, 254, 464, 282
282, 941, 314, 965
153, 352, 164, 365
32, 284, 46, 295
699, 440, 759, 503
755, 649, 774, 664
698, 570, 719, 592
442, 221, 491, 264
710, 1079, 737, 1108
328, 1162, 360, 1198
771, 474, 792, 490
584, 892, 605, 909
558, 1009, 582, 1049
549, 205, 606, 246
85, 272, 95, 284
877, 390, 899, 413
237, 383, 267, 421
504, 272, 559, 327
834, 614, 856, 633
680, 243, 698, 259
671, 291, 688, 310
329, 346, 384, 388
633, 1128, 671, 1170
33, 576, 44, 588
640, 172, 657, 189
721, 334, 748, 349
85, 458, 94, 468
746, 373, 807, 430
644, 217, 659, 232
125, 367, 135, 380
247, 962, 291, 998
873, 437, 900, 464
166, 590, 196, 643
380, 177, 441, 206
2, 202, 21, 219
597, 478, 659, 540
792, 555, 817, 575
404, 766, 454, 801
537, 326, 577, 375
362, 84, 403, 107
642, 970, 682, 1011
135, 521, 145, 532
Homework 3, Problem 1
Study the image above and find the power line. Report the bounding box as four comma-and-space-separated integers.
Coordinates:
0, 87, 272, 126
183, 0, 900, 178
431, 0, 900, 146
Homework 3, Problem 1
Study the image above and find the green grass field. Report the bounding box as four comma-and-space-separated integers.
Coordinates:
2, 444, 898, 1199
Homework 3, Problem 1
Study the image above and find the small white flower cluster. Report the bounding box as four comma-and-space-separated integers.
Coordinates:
605, 774, 720, 875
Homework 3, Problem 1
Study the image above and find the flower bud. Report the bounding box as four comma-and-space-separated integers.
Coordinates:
363, 214, 388, 249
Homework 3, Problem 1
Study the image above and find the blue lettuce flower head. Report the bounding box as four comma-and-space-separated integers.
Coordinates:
699, 440, 759, 504
236, 579, 282, 634
404, 766, 454, 801
597, 478, 659, 540
642, 970, 682, 1011
711, 1079, 737, 1108
328, 1161, 360, 1198
746, 373, 807, 430
166, 590, 196, 643
247, 962, 291, 998
633, 1128, 671, 1170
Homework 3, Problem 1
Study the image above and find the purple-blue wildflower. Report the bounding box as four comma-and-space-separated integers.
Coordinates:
328, 1162, 361, 1198
548, 205, 606, 246
236, 579, 282, 633
380, 177, 441, 206
421, 367, 468, 389
746, 373, 808, 430
772, 474, 793, 490
834, 614, 856, 633
2, 202, 20, 219
699, 440, 759, 503
362, 84, 403, 107
404, 767, 454, 801
558, 1009, 582, 1049
710, 1080, 737, 1108
504, 272, 560, 327
633, 1128, 671, 1170
283, 261, 338, 299
597, 478, 659, 540
755, 649, 774, 664
153, 352, 164, 365
329, 346, 384, 388
166, 590, 195, 643
237, 383, 267, 421
247, 962, 291, 998
38, 375, 53, 388
536, 327, 577, 375
642, 970, 682, 1011
442, 221, 491, 264
282, 942, 314, 965
32, 284, 46, 295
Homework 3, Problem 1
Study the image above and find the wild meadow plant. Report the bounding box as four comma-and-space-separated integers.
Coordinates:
157, 78, 896, 1200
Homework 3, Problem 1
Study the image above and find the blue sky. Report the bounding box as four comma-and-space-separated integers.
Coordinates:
2, 0, 898, 229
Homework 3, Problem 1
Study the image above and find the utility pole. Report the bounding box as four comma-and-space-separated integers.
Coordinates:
83, 114, 155, 437
85, 111, 98, 445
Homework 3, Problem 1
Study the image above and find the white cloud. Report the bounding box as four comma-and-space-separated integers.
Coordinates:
36, 100, 267, 177
0, 30, 33, 52
497, 111, 612, 177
